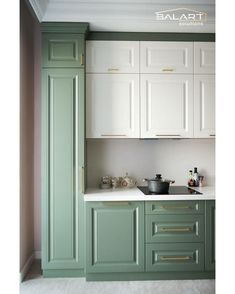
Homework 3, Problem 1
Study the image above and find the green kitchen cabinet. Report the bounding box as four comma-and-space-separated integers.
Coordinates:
146, 243, 205, 272
86, 202, 145, 273
145, 200, 205, 215
145, 214, 205, 243
41, 23, 88, 277
205, 200, 215, 271
42, 33, 85, 68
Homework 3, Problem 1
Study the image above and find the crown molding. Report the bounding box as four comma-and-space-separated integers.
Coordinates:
28, 0, 215, 32
28, 0, 49, 21
43, 2, 215, 32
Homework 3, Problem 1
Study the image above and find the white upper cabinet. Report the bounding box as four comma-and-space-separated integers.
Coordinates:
86, 41, 139, 73
194, 42, 215, 74
140, 42, 193, 74
194, 75, 215, 138
86, 74, 140, 138
141, 74, 193, 138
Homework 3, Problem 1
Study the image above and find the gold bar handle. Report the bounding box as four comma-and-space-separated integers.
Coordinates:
79, 166, 84, 194
155, 134, 181, 137
101, 134, 126, 137
80, 54, 84, 66
108, 68, 119, 71
102, 202, 130, 206
160, 227, 192, 232
160, 205, 191, 210
160, 256, 191, 261
162, 68, 174, 72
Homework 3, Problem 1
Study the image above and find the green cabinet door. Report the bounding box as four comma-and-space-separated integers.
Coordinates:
205, 200, 215, 271
42, 33, 85, 68
41, 68, 85, 270
86, 202, 145, 273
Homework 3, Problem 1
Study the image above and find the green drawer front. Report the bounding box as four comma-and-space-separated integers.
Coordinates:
146, 243, 204, 272
145, 201, 204, 215
42, 33, 85, 68
146, 214, 204, 243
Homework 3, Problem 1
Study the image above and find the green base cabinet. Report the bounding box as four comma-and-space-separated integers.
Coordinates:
41, 23, 88, 276
85, 200, 215, 281
86, 202, 145, 273
205, 200, 215, 271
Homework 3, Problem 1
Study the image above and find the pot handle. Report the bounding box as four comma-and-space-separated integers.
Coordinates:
164, 179, 175, 184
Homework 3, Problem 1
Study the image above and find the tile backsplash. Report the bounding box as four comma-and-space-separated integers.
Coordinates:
87, 139, 215, 188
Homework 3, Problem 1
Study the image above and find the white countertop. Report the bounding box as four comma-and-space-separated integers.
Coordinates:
84, 186, 215, 201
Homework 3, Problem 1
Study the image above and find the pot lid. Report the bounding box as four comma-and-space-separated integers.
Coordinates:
146, 174, 163, 182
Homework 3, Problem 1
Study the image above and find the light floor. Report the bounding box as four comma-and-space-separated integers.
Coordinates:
20, 260, 215, 294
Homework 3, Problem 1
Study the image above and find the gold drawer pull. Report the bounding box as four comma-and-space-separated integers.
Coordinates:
160, 205, 191, 210
101, 134, 126, 137
102, 202, 130, 206
155, 134, 181, 137
160, 256, 191, 261
162, 68, 174, 72
80, 54, 84, 66
108, 68, 119, 71
160, 227, 192, 232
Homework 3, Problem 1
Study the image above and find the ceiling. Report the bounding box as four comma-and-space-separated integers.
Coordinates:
28, 0, 215, 33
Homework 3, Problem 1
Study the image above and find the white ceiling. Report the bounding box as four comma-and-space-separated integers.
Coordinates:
29, 0, 215, 33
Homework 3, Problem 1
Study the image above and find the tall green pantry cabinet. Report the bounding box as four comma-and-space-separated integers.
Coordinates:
41, 23, 89, 277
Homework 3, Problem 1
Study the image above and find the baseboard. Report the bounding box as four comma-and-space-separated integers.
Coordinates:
20, 252, 35, 282
35, 251, 41, 259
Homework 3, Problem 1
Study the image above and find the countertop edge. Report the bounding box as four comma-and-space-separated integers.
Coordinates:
84, 186, 215, 202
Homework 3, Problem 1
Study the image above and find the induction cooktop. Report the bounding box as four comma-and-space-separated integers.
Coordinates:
137, 186, 202, 195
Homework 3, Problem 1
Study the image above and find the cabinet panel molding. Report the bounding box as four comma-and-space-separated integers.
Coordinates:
194, 75, 215, 138
141, 74, 193, 138
146, 214, 205, 243
140, 42, 193, 73
86, 41, 139, 73
194, 42, 215, 74
146, 243, 204, 272
86, 74, 140, 138
86, 202, 144, 273
42, 34, 85, 68
42, 68, 85, 270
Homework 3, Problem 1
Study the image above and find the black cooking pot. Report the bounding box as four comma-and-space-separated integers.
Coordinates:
144, 174, 175, 194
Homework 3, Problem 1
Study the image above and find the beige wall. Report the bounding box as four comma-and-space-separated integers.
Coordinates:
87, 139, 215, 188
20, 0, 40, 270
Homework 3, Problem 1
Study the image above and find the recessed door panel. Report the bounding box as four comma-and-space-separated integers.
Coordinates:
42, 68, 84, 269
194, 75, 215, 137
141, 74, 193, 138
86, 74, 140, 138
140, 42, 193, 73
194, 42, 215, 74
86, 202, 144, 273
86, 41, 139, 73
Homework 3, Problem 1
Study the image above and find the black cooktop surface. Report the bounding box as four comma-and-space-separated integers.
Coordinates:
137, 186, 202, 195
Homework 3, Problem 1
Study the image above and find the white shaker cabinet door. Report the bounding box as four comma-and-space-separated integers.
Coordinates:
194, 42, 215, 74
86, 74, 140, 138
140, 75, 193, 138
140, 42, 193, 73
86, 41, 139, 73
194, 75, 215, 138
